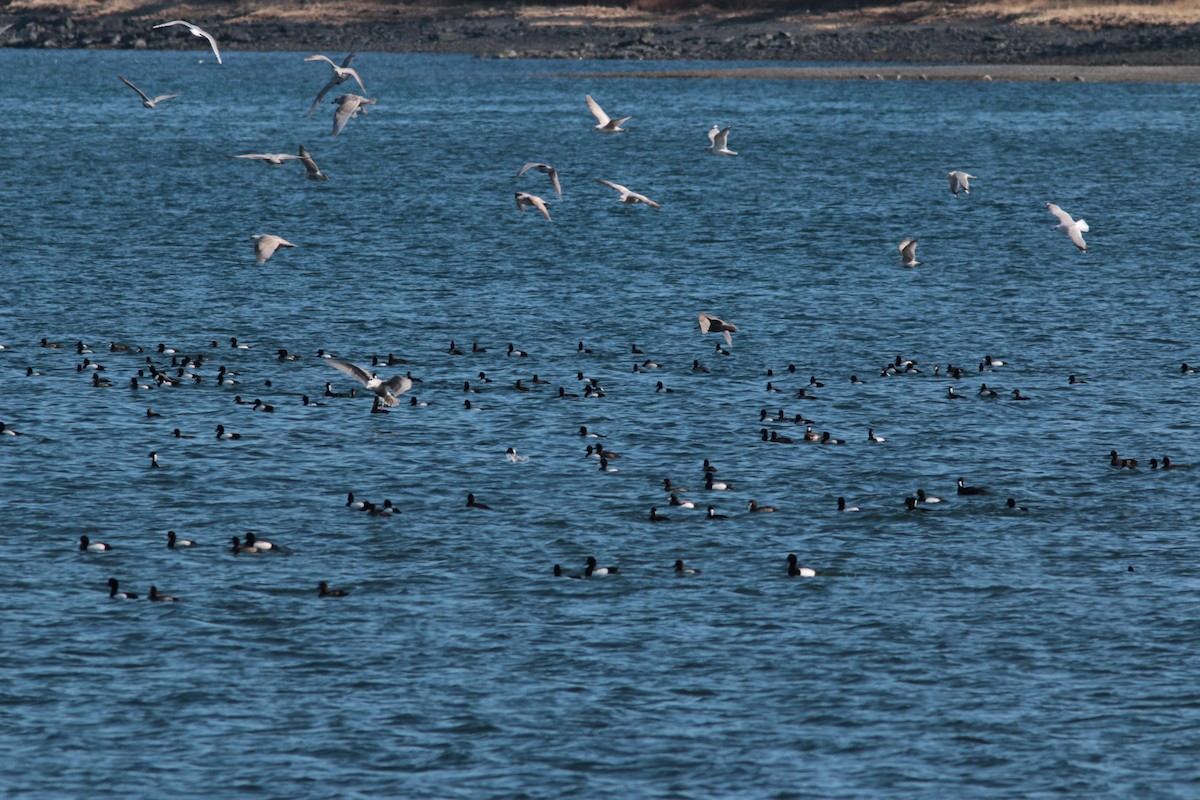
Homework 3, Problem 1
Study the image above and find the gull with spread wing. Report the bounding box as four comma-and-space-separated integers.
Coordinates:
898, 238, 922, 267
596, 179, 660, 209
117, 75, 180, 108
706, 125, 737, 156
298, 145, 329, 180
948, 170, 976, 197
250, 234, 295, 265
331, 94, 375, 136
1046, 203, 1089, 252
698, 313, 738, 347
516, 163, 562, 199
586, 94, 631, 134
306, 50, 358, 116
152, 20, 222, 64
515, 192, 552, 221
324, 359, 413, 407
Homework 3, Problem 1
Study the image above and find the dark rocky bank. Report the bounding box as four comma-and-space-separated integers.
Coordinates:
2, 8, 1199, 65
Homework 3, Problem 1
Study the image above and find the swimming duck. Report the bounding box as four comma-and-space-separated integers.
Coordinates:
230, 536, 262, 554
1006, 498, 1027, 511
706, 474, 732, 491
668, 494, 695, 509
318, 581, 349, 597
108, 578, 137, 599
868, 429, 885, 443
505, 447, 529, 463
149, 586, 180, 602
916, 489, 942, 504
705, 506, 727, 520
649, 507, 670, 522
820, 432, 845, 445
466, 493, 492, 510
584, 556, 618, 576
167, 531, 194, 548
215, 425, 241, 440
346, 492, 366, 510
674, 560, 700, 575
1011, 389, 1030, 400
0, 422, 23, 436
81, 535, 112, 552
243, 533, 277, 551
507, 343, 528, 357
786, 554, 816, 577
837, 497, 860, 512
598, 457, 619, 473
957, 477, 987, 495
748, 500, 776, 513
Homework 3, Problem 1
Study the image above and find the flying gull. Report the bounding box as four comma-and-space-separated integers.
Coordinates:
514, 192, 552, 221
306, 49, 358, 116
698, 312, 737, 347
117, 75, 180, 108
227, 153, 300, 165
250, 234, 295, 264
596, 179, 660, 209
151, 20, 222, 64
331, 94, 375, 136
298, 145, 329, 180
1046, 203, 1089, 252
948, 171, 976, 197
586, 94, 630, 134
898, 238, 922, 267
516, 163, 562, 199
706, 125, 736, 156
324, 359, 413, 407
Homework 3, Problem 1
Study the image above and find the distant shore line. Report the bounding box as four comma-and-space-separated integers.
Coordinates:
2, 7, 1200, 68
571, 64, 1200, 82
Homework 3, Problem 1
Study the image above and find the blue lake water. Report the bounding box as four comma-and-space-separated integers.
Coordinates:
2, 50, 1200, 798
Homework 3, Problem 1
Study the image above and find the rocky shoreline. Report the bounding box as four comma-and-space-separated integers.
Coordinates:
3, 6, 1200, 66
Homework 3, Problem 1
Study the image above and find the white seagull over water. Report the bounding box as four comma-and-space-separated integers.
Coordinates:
228, 152, 299, 165
586, 94, 631, 134
306, 53, 366, 91
1046, 203, 1089, 252
306, 50, 358, 116
117, 75, 180, 108
596, 179, 660, 209
331, 94, 375, 136
948, 171, 976, 197
698, 312, 738, 347
298, 145, 329, 180
706, 124, 737, 156
250, 234, 295, 264
898, 238, 922, 267
515, 163, 562, 199
152, 20, 222, 64
514, 192, 552, 221
324, 359, 413, 407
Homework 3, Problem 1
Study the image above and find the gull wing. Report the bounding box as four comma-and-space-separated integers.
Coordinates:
118, 75, 152, 103
586, 94, 611, 126
297, 145, 325, 178
899, 238, 917, 261
305, 54, 336, 67
596, 179, 628, 195
707, 124, 719, 146
627, 190, 661, 209
1067, 223, 1088, 252
151, 94, 181, 104
698, 312, 713, 334
714, 125, 732, 149
343, 67, 366, 93
308, 79, 339, 117
528, 194, 552, 221
548, 167, 562, 199
332, 95, 358, 136
153, 20, 222, 64
1046, 203, 1074, 226
515, 162, 544, 178
340, 49, 358, 68
325, 358, 373, 387
381, 375, 413, 396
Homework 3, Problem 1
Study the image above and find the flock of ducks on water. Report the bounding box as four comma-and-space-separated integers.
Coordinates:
4, 318, 1192, 599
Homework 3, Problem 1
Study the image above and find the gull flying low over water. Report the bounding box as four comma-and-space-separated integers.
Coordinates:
698, 312, 738, 347
331, 94, 376, 136
228, 152, 299, 165
898, 238, 922, 267
250, 234, 295, 264
298, 145, 328, 180
706, 124, 736, 156
151, 20, 222, 64
514, 192, 552, 221
117, 75, 180, 108
515, 163, 562, 199
586, 94, 630, 134
948, 171, 976, 197
305, 53, 366, 91
1046, 202, 1089, 252
596, 179, 660, 209
306, 50, 358, 116
324, 358, 413, 407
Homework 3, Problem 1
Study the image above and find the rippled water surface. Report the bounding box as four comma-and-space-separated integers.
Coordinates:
2, 50, 1200, 798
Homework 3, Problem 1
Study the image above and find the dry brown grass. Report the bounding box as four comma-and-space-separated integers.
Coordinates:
8, 0, 1200, 26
